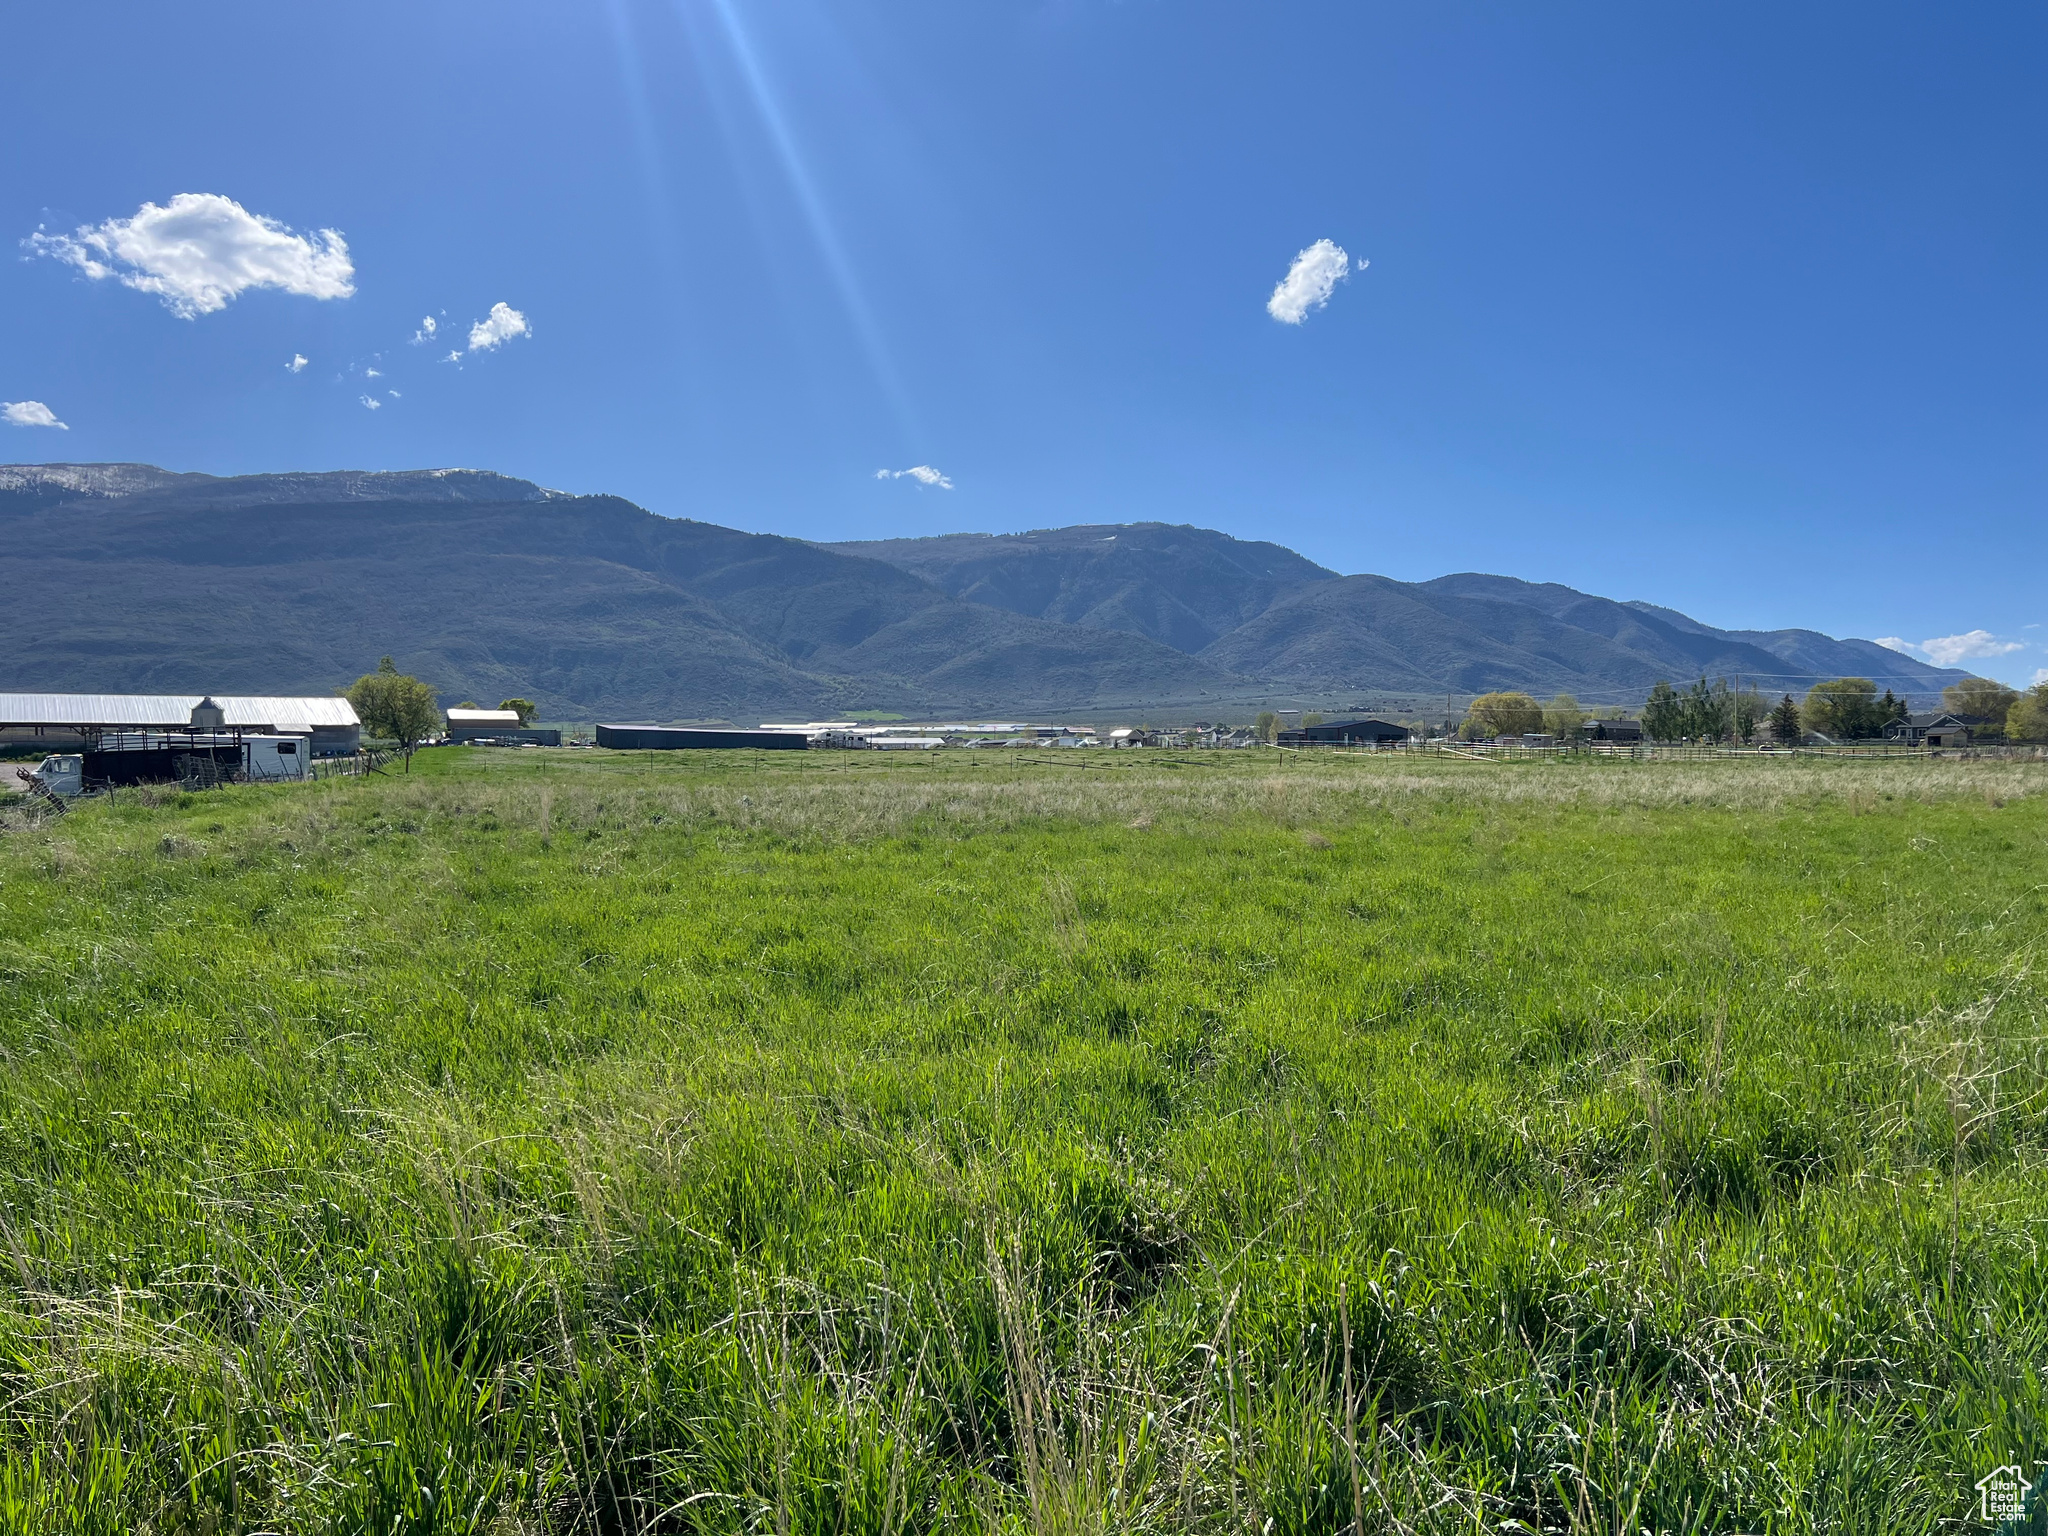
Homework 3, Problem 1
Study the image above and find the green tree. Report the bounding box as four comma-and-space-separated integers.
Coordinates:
1254, 711, 1279, 743
1542, 693, 1586, 739
1732, 686, 1766, 741
1641, 681, 1684, 742
1802, 677, 1883, 741
1769, 694, 1802, 744
1944, 676, 2019, 731
1676, 677, 1732, 741
499, 698, 539, 726
1462, 691, 1543, 739
347, 656, 440, 767
1300, 711, 1324, 729
2007, 683, 2048, 744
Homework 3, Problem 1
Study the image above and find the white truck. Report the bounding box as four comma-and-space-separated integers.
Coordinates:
26, 754, 83, 797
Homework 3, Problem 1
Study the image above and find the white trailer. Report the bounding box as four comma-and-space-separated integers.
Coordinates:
243, 735, 311, 781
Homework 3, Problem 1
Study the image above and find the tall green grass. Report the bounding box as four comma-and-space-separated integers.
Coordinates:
0, 748, 2043, 1532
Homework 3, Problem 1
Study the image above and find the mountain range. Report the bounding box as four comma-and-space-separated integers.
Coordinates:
0, 463, 1967, 719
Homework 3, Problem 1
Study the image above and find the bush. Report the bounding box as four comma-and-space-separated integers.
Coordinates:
2008, 683, 2048, 744
1462, 691, 1542, 739
1802, 678, 1882, 741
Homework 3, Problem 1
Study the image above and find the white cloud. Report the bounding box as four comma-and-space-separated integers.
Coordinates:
466, 302, 530, 352
286, 353, 309, 373
876, 465, 953, 489
1918, 630, 2025, 668
444, 350, 463, 364
1876, 631, 2026, 667
364, 367, 381, 378
2, 400, 67, 429
359, 395, 381, 411
410, 316, 438, 345
27, 193, 354, 319
1267, 239, 1366, 324
2034, 668, 2048, 686
388, 389, 401, 399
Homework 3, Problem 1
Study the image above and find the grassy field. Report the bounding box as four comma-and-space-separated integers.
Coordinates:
0, 747, 2043, 1534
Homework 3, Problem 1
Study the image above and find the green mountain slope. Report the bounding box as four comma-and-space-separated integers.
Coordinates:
1420, 575, 1965, 695
845, 526, 1971, 705
1205, 574, 1967, 704
823, 522, 1338, 653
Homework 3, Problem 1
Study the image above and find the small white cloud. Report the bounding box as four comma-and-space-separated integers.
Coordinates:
359, 394, 382, 411
286, 353, 309, 373
466, 302, 529, 352
1874, 637, 1915, 655
26, 193, 354, 319
876, 465, 953, 489
364, 367, 381, 378
443, 349, 463, 364
1267, 238, 1365, 324
388, 389, 401, 398
1917, 630, 2025, 667
410, 316, 438, 345
2034, 667, 2048, 685
2, 400, 67, 429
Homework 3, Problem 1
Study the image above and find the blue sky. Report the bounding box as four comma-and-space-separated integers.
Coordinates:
4, 1, 2044, 683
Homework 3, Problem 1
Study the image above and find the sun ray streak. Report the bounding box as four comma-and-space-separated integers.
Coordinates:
692, 0, 925, 449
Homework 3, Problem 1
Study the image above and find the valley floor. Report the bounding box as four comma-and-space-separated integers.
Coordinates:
1, 748, 2044, 1532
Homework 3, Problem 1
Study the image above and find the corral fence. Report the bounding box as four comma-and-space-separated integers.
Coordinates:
310, 748, 393, 780
1271, 740, 2048, 762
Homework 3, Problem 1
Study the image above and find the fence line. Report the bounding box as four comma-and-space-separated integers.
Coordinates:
310, 749, 392, 781
1274, 740, 2045, 763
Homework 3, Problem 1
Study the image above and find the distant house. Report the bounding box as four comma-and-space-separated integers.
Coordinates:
1278, 718, 1411, 747
1582, 718, 1642, 743
1886, 712, 1973, 748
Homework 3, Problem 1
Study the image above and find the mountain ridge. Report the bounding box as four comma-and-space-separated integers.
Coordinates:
0, 465, 1248, 717
0, 464, 1973, 715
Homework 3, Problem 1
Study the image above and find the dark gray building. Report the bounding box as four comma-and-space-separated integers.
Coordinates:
596, 724, 808, 750
1277, 718, 1411, 747
1583, 718, 1643, 743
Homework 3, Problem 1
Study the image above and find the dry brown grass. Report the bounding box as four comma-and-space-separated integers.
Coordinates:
331, 753, 2048, 847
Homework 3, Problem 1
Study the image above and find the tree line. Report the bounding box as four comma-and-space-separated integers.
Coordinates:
1453, 674, 2048, 744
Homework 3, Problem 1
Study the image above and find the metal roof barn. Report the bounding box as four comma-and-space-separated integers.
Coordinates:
0, 695, 361, 756
0, 694, 359, 731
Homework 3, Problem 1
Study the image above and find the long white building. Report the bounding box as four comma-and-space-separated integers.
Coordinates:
0, 694, 361, 755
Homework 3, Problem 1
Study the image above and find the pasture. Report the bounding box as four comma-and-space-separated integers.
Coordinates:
0, 747, 2043, 1533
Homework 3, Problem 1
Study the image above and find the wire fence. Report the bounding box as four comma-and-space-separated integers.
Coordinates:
309, 748, 392, 780
1271, 740, 2048, 762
